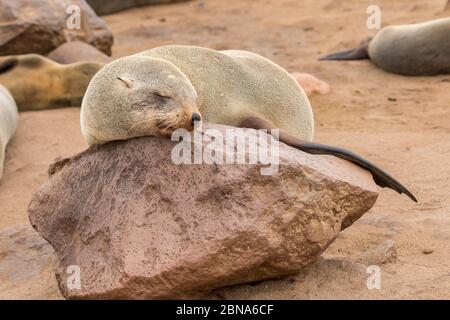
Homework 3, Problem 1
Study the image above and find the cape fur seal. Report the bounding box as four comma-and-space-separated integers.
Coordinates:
81, 45, 416, 202
0, 54, 103, 111
320, 18, 450, 76
0, 84, 18, 181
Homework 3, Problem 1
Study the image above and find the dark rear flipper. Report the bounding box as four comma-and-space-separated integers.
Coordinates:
292, 141, 417, 202
320, 40, 370, 61
238, 116, 417, 203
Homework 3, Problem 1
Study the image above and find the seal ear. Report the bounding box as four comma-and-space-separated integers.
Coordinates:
0, 57, 18, 74
116, 77, 134, 88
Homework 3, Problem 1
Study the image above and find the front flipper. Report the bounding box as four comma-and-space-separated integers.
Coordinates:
239, 116, 417, 202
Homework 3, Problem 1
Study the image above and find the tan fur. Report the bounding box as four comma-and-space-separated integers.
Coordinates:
0, 85, 18, 181
0, 54, 104, 111
81, 45, 314, 145
368, 18, 450, 75
81, 54, 199, 145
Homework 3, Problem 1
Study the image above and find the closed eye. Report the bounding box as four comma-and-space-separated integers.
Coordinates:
153, 92, 172, 100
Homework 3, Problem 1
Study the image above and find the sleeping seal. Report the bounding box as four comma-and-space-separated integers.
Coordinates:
0, 54, 103, 110
0, 85, 18, 181
320, 18, 450, 76
81, 45, 417, 202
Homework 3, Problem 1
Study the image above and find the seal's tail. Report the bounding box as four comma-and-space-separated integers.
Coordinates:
291, 141, 417, 203
239, 116, 417, 203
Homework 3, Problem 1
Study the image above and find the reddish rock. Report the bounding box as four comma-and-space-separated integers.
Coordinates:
291, 72, 331, 97
28, 125, 378, 299
0, 0, 113, 56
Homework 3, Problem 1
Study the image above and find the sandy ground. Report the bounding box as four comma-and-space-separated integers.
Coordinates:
0, 0, 449, 299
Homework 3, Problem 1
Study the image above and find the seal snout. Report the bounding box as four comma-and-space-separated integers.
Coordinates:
191, 112, 201, 125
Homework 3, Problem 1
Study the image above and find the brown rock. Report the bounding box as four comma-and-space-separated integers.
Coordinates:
0, 0, 113, 56
86, 0, 191, 15
28, 125, 378, 299
47, 41, 113, 64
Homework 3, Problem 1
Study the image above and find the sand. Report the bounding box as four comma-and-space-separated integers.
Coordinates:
0, 0, 449, 299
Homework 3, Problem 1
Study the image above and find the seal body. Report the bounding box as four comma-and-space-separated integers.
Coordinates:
137, 46, 314, 141
321, 18, 450, 76
368, 18, 450, 75
0, 84, 18, 181
0, 54, 104, 111
81, 45, 416, 202
81, 45, 313, 144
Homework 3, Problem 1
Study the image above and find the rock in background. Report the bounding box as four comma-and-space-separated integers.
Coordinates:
86, 0, 191, 15
0, 0, 113, 56
28, 125, 378, 299
47, 41, 112, 64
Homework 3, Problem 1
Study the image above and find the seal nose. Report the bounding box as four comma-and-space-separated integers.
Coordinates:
191, 112, 201, 125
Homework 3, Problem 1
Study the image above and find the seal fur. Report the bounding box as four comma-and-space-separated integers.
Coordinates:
320, 18, 450, 76
0, 84, 18, 181
0, 54, 104, 110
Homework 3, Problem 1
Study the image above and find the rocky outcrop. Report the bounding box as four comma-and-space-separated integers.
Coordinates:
86, 0, 191, 15
0, 0, 113, 56
28, 125, 378, 299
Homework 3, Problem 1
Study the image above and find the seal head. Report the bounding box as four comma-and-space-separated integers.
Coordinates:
81, 55, 200, 145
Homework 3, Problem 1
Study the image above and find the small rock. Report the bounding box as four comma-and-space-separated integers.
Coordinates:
290, 72, 331, 97
0, 0, 113, 56
47, 41, 113, 64
422, 248, 434, 255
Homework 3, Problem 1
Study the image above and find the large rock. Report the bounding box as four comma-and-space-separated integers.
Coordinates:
86, 0, 191, 15
0, 0, 113, 56
28, 125, 378, 299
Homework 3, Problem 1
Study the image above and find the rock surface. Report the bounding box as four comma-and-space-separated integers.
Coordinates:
47, 41, 112, 64
28, 125, 378, 299
0, 224, 61, 299
86, 0, 191, 15
0, 0, 113, 56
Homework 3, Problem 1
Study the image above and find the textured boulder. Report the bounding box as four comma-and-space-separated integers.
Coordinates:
86, 0, 191, 15
28, 125, 378, 299
0, 0, 113, 56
